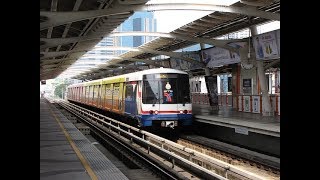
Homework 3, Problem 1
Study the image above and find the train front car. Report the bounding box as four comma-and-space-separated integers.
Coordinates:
140, 69, 192, 129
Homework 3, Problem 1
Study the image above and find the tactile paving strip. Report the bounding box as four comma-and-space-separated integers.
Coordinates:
49, 103, 129, 180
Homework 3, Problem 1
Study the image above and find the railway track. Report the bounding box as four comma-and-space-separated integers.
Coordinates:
53, 98, 278, 180
176, 137, 280, 180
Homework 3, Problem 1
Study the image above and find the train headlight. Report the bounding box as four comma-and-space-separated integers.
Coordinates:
149, 110, 154, 114
179, 110, 183, 114
174, 121, 178, 126
183, 110, 188, 114
154, 110, 158, 115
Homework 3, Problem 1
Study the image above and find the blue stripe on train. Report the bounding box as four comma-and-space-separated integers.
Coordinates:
140, 114, 193, 126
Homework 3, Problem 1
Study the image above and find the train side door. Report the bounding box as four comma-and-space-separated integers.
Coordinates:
125, 82, 137, 115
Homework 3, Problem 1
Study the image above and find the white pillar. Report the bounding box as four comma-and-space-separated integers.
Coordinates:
200, 43, 219, 110
200, 43, 211, 76
250, 26, 273, 116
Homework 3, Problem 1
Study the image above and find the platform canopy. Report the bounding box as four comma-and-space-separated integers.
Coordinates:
40, 0, 280, 81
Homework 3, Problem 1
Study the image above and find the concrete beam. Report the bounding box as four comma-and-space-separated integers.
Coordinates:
146, 3, 280, 21
41, 53, 85, 60
137, 47, 204, 67
40, 3, 279, 30
41, 31, 243, 52
40, 50, 86, 60
40, 58, 76, 65
45, 0, 58, 53
41, 45, 202, 65
40, 5, 142, 30
86, 63, 150, 79
264, 59, 280, 69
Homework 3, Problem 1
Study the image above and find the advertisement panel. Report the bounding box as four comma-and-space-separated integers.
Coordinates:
253, 29, 280, 60
252, 96, 260, 113
170, 53, 202, 70
243, 96, 251, 112
201, 42, 246, 68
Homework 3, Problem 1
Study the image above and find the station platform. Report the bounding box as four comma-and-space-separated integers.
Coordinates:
193, 104, 280, 137
192, 104, 280, 157
40, 98, 129, 180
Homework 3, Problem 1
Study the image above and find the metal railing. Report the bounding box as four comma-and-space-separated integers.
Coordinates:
55, 99, 268, 180
191, 93, 280, 115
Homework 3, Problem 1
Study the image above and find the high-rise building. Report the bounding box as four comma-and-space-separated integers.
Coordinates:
73, 12, 157, 72
119, 11, 157, 54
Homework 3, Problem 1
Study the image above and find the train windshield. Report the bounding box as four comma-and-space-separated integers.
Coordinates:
142, 73, 190, 104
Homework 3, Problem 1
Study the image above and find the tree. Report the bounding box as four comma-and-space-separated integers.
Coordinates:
54, 83, 68, 98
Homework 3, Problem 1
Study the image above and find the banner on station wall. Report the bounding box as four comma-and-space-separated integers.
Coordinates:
252, 29, 280, 60
205, 75, 218, 106
201, 42, 246, 68
170, 53, 202, 70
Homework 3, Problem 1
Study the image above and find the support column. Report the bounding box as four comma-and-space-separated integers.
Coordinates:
250, 26, 273, 116
200, 43, 211, 76
200, 43, 219, 110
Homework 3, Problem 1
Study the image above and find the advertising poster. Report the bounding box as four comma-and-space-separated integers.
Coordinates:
205, 76, 218, 106
170, 53, 202, 70
201, 42, 245, 68
252, 96, 260, 113
238, 96, 242, 111
243, 96, 251, 112
253, 30, 280, 60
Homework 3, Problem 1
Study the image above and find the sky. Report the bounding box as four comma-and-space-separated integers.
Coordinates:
147, 0, 239, 32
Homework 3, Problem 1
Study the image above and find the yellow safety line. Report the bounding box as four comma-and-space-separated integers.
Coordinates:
48, 105, 98, 180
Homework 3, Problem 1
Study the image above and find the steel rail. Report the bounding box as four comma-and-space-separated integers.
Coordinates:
56, 99, 267, 180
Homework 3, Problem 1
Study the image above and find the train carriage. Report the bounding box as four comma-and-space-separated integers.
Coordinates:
67, 68, 192, 128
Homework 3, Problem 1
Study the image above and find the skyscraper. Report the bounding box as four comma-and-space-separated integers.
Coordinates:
68, 12, 157, 76
120, 11, 157, 54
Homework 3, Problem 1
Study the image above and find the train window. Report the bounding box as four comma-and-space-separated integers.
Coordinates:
125, 84, 133, 101
92, 85, 95, 101
113, 83, 120, 97
97, 85, 101, 105
142, 80, 159, 104
159, 79, 177, 104
177, 74, 191, 103
142, 73, 190, 104
105, 84, 112, 98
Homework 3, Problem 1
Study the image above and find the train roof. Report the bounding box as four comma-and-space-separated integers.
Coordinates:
68, 68, 188, 88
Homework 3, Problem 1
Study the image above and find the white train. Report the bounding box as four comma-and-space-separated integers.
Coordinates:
67, 68, 192, 128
